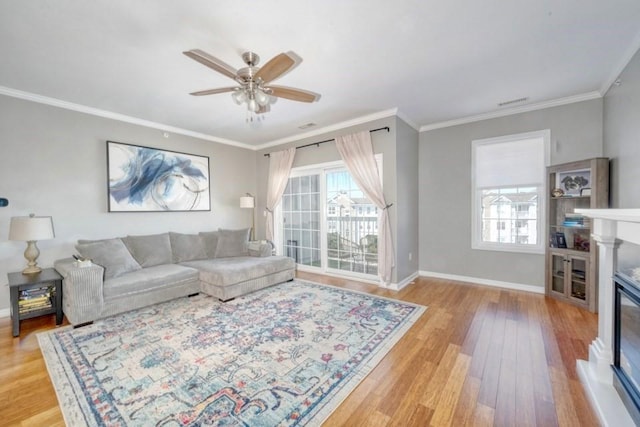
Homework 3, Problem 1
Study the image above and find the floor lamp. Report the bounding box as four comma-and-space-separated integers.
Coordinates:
240, 193, 255, 241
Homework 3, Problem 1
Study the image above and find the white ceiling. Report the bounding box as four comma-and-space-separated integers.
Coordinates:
2, 1, 640, 148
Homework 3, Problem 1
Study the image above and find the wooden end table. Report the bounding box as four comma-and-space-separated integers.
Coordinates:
8, 268, 63, 337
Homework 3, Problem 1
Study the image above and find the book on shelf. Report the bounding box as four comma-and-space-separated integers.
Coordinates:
19, 286, 54, 299
18, 295, 51, 306
19, 303, 53, 313
18, 286, 54, 313
562, 213, 591, 228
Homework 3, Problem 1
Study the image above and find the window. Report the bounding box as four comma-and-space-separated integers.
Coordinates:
472, 130, 549, 254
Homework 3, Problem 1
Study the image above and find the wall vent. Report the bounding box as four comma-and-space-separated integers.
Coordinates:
498, 97, 529, 107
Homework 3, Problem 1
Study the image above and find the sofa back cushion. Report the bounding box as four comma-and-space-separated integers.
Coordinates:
169, 232, 207, 263
75, 238, 142, 279
123, 233, 172, 267
214, 228, 250, 258
199, 231, 220, 258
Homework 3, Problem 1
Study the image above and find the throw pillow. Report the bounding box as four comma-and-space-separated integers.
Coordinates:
169, 232, 207, 263
77, 237, 123, 244
75, 238, 142, 279
214, 228, 250, 258
199, 231, 220, 258
123, 233, 172, 267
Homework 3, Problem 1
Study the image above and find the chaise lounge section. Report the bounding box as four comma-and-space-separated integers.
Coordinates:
54, 229, 295, 325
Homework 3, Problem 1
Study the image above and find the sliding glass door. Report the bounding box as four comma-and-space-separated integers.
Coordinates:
326, 169, 378, 275
281, 175, 321, 267
276, 158, 381, 279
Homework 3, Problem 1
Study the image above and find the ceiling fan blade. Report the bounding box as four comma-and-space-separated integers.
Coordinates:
268, 85, 320, 103
183, 49, 238, 80
189, 87, 238, 96
254, 52, 300, 83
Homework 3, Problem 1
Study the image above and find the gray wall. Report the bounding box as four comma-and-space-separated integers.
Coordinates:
604, 48, 640, 208
419, 98, 604, 287
395, 117, 419, 281
255, 116, 421, 284
0, 95, 256, 311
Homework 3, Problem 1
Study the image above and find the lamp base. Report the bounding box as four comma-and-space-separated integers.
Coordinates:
22, 265, 42, 275
23, 240, 42, 275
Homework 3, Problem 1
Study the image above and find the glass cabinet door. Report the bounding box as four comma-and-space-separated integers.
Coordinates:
569, 255, 588, 301
551, 253, 566, 294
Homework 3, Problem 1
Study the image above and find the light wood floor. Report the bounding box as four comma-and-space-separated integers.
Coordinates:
0, 272, 599, 426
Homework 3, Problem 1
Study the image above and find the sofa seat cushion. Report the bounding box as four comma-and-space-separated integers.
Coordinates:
103, 264, 199, 300
181, 256, 295, 287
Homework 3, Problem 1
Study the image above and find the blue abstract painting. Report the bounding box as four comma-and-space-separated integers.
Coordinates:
107, 141, 210, 212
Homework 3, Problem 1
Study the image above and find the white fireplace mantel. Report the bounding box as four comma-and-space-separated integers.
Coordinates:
574, 208, 640, 427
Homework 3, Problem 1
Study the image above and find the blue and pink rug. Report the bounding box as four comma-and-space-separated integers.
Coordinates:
38, 280, 425, 426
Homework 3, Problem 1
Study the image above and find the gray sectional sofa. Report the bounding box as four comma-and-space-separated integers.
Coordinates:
54, 229, 295, 325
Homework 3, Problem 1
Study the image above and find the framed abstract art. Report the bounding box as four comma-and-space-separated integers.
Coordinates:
107, 141, 210, 212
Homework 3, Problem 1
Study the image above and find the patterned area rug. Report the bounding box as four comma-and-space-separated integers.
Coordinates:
38, 280, 425, 426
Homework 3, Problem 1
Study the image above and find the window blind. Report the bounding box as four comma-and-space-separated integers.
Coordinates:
474, 137, 546, 188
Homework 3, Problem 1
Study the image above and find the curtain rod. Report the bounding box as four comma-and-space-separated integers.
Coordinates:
263, 126, 390, 157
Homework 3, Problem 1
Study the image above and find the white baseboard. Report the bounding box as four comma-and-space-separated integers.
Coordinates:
0, 308, 10, 318
296, 265, 419, 292
389, 271, 419, 291
419, 270, 544, 294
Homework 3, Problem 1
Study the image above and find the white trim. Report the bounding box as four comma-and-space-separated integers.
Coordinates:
576, 208, 640, 223
395, 109, 420, 131
255, 109, 398, 150
0, 86, 254, 150
577, 360, 635, 427
0, 308, 9, 318
600, 29, 640, 96
419, 270, 544, 294
305, 269, 381, 287
387, 271, 419, 291
419, 92, 602, 132
1, 84, 609, 153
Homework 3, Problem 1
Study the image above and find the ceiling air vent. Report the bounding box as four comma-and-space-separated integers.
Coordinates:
298, 122, 317, 129
498, 97, 529, 107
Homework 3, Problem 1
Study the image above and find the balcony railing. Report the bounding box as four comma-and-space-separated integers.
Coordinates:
283, 216, 378, 275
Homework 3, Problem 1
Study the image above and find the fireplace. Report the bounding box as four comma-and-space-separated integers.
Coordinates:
614, 273, 640, 425
574, 208, 640, 426
613, 241, 640, 425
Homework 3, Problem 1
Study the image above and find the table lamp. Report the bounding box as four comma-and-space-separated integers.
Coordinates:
9, 213, 55, 274
240, 193, 255, 241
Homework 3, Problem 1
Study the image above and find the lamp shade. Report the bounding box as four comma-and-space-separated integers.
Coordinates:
240, 196, 255, 209
9, 215, 55, 241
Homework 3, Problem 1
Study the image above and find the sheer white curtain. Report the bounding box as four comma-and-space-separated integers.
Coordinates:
265, 147, 296, 243
335, 131, 394, 285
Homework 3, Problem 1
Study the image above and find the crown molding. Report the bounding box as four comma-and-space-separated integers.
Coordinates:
395, 109, 420, 131
254, 108, 399, 151
1, 83, 612, 150
419, 91, 602, 132
0, 86, 255, 150
600, 29, 640, 96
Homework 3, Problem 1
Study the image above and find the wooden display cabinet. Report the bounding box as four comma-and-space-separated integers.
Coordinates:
545, 158, 609, 312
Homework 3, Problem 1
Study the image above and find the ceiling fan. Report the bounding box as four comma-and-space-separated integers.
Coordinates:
183, 49, 320, 118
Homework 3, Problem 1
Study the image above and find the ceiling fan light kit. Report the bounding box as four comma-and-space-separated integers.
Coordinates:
184, 49, 320, 122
